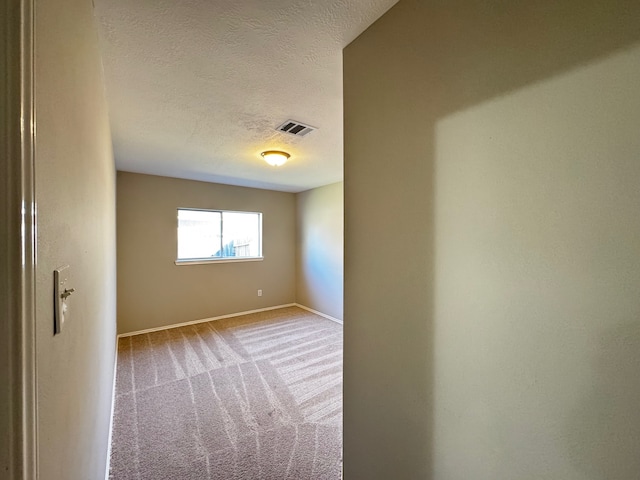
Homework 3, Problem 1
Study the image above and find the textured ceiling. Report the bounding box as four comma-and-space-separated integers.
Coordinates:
94, 0, 398, 192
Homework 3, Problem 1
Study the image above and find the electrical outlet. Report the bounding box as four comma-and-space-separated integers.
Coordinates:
258, 289, 262, 297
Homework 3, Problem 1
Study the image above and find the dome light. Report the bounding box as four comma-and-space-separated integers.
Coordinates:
261, 150, 290, 167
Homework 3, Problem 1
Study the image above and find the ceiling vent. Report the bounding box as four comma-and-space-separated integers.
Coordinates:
276, 119, 317, 137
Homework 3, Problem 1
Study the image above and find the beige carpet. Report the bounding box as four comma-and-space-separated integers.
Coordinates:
109, 306, 343, 480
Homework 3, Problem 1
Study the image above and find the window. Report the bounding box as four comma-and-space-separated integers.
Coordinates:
176, 208, 262, 264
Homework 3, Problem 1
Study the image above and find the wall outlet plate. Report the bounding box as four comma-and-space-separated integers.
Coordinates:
54, 265, 70, 334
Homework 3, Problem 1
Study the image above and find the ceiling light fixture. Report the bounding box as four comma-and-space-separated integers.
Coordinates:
261, 150, 290, 167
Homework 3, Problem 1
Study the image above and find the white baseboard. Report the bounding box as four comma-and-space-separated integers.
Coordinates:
105, 338, 118, 480
117, 303, 297, 338
295, 303, 343, 325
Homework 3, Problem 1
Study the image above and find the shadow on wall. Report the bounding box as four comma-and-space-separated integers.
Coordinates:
567, 321, 640, 478
344, 0, 640, 478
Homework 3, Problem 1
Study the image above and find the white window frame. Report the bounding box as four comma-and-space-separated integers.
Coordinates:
175, 207, 263, 265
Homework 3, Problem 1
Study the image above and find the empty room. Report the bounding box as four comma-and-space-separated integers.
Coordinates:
3, 0, 640, 479
111, 173, 346, 479
98, 0, 386, 477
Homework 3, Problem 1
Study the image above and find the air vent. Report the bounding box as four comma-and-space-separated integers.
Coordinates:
276, 119, 317, 137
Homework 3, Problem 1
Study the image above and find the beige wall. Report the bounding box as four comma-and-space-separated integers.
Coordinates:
344, 1, 640, 479
35, 0, 117, 477
296, 182, 344, 321
117, 172, 296, 334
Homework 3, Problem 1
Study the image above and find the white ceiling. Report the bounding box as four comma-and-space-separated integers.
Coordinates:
94, 0, 398, 192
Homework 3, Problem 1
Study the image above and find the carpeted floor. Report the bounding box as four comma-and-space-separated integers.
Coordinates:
108, 306, 343, 480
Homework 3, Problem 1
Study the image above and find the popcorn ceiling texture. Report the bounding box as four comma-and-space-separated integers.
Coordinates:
94, 0, 398, 192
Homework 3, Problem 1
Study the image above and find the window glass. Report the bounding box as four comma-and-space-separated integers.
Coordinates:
221, 211, 261, 258
177, 209, 261, 261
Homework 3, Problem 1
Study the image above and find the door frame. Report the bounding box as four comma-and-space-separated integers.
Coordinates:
1, 0, 38, 478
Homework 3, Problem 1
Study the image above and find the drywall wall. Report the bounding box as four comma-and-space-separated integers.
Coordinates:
296, 182, 344, 320
117, 172, 296, 334
34, 0, 117, 477
343, 0, 640, 478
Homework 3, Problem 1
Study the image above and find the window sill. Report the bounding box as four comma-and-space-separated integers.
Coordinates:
175, 257, 264, 266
